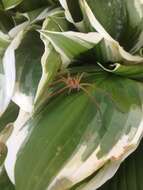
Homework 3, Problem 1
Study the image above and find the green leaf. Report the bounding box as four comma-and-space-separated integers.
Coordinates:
16, 0, 58, 12
34, 9, 73, 111
1, 0, 59, 11
40, 30, 143, 67
7, 68, 143, 190
0, 31, 10, 64
34, 42, 62, 111
98, 62, 143, 80
12, 29, 44, 112
0, 167, 15, 190
83, 0, 143, 53
5, 109, 30, 184
59, 0, 85, 31
0, 10, 14, 33
75, 139, 143, 190
0, 25, 26, 116
2, 0, 23, 10
99, 139, 143, 190
0, 102, 18, 166
0, 102, 19, 132
60, 0, 143, 53
14, 7, 57, 24
59, 0, 83, 23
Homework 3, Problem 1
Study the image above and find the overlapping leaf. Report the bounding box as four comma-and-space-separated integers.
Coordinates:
40, 29, 143, 67
0, 1, 143, 190
7, 68, 143, 190
12, 28, 44, 112
84, 139, 143, 190
0, 167, 15, 190
0, 24, 27, 116
5, 109, 30, 184
60, 0, 143, 54
2, 0, 59, 11
0, 102, 19, 132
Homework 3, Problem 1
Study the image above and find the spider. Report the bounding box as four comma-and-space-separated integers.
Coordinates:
49, 72, 101, 114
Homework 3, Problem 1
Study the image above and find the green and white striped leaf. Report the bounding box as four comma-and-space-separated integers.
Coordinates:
76, 138, 143, 190
34, 9, 74, 111
0, 31, 17, 116
2, 0, 49, 11
60, 0, 143, 54
6, 68, 143, 190
59, 0, 84, 31
0, 102, 18, 166
12, 29, 44, 112
15, 7, 57, 24
0, 22, 29, 116
15, 0, 58, 12
81, 0, 143, 53
0, 31, 10, 64
40, 30, 143, 67
2, 0, 23, 10
5, 109, 30, 184
0, 102, 19, 132
0, 10, 14, 33
0, 167, 15, 190
98, 139, 143, 190
97, 62, 143, 80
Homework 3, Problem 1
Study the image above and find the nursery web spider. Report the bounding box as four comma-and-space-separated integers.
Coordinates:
49, 72, 101, 113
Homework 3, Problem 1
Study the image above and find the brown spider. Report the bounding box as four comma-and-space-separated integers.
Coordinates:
49, 72, 101, 113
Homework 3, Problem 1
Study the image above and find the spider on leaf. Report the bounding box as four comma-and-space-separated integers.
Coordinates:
49, 72, 102, 114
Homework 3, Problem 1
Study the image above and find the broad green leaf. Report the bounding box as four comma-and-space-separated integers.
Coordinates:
82, 0, 143, 53
12, 29, 44, 112
0, 33, 11, 115
16, 0, 57, 12
14, 7, 56, 24
0, 10, 14, 33
0, 102, 18, 166
76, 139, 143, 190
34, 42, 62, 111
10, 68, 143, 190
34, 9, 75, 110
59, 0, 85, 31
0, 124, 14, 165
0, 167, 15, 190
0, 102, 19, 132
40, 30, 143, 67
23, 7, 53, 23
0, 26, 26, 116
5, 109, 30, 184
40, 9, 75, 32
59, 0, 83, 23
2, 0, 59, 11
97, 62, 143, 80
60, 0, 143, 53
99, 139, 143, 190
2, 0, 23, 10
0, 31, 10, 64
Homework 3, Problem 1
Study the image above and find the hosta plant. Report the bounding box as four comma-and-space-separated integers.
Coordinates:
0, 0, 143, 190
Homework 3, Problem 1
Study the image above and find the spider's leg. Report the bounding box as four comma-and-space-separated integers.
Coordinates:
67, 71, 72, 80
82, 83, 113, 100
80, 86, 102, 118
91, 85, 118, 108
49, 79, 64, 87
80, 83, 95, 89
68, 88, 72, 94
49, 86, 69, 98
78, 72, 85, 83
49, 76, 68, 87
